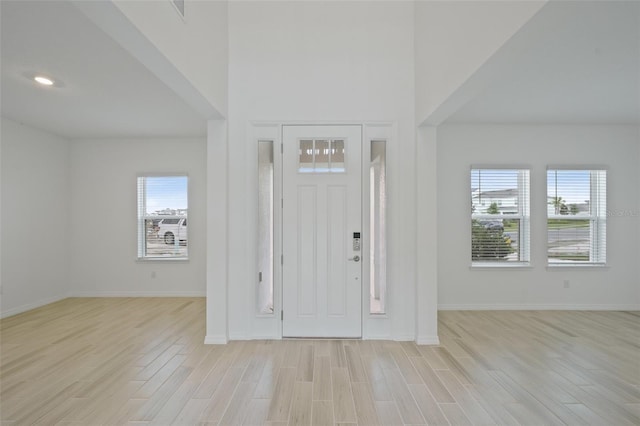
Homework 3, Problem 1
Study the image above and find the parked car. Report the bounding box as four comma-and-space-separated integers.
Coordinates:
478, 219, 504, 232
157, 217, 187, 245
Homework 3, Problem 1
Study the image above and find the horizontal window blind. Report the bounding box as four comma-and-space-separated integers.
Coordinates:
471, 169, 530, 265
137, 175, 189, 259
547, 169, 606, 265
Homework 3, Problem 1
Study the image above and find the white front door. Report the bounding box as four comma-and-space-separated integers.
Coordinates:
282, 125, 362, 338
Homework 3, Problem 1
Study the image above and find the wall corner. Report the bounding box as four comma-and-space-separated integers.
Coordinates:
206, 119, 229, 344
415, 126, 439, 344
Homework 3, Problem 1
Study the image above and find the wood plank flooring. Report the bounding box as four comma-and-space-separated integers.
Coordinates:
1, 298, 638, 425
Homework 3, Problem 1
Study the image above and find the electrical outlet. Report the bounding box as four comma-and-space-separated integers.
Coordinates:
563, 280, 570, 288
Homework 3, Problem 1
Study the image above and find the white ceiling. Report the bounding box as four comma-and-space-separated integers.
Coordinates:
445, 1, 640, 125
3, 1, 637, 137
1, 1, 207, 139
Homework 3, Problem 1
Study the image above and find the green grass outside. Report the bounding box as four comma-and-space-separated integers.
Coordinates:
504, 222, 518, 232
547, 219, 590, 229
502, 219, 590, 232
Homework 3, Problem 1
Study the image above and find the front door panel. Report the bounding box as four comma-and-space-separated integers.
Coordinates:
282, 125, 362, 337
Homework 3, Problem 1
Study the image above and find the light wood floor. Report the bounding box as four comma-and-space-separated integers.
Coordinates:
1, 298, 638, 425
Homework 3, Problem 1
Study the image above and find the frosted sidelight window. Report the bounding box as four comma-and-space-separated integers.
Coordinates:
370, 140, 387, 314
258, 141, 274, 314
137, 175, 188, 260
547, 168, 606, 265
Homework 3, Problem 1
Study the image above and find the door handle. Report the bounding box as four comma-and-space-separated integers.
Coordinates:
348, 255, 360, 262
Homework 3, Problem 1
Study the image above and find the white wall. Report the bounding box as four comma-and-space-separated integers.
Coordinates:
414, 0, 545, 124
112, 0, 228, 116
225, 1, 418, 340
416, 126, 439, 344
437, 124, 640, 309
73, 0, 227, 119
1, 118, 70, 317
69, 138, 206, 296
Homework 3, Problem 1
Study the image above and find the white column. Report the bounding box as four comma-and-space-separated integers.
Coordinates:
416, 126, 439, 345
205, 119, 228, 344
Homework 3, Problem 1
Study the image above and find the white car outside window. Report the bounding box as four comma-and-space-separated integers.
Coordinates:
157, 217, 187, 245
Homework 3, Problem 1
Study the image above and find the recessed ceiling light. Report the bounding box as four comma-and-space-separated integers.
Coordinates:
22, 72, 64, 88
34, 76, 54, 86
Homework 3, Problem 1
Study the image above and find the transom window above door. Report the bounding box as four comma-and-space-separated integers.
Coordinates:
298, 139, 345, 173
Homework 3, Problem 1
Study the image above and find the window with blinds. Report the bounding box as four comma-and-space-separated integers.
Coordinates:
471, 168, 530, 266
547, 169, 606, 265
137, 175, 189, 260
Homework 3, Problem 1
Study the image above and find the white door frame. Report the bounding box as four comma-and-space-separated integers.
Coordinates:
248, 121, 395, 341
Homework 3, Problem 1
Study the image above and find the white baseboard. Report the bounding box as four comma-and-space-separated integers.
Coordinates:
416, 335, 440, 345
394, 334, 418, 342
363, 335, 391, 340
230, 335, 439, 343
0, 295, 68, 319
438, 303, 640, 311
232, 335, 281, 341
228, 333, 249, 341
68, 291, 206, 297
253, 335, 281, 340
204, 335, 228, 344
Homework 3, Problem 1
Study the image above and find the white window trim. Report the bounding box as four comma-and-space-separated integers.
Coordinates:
547, 168, 607, 267
137, 174, 189, 261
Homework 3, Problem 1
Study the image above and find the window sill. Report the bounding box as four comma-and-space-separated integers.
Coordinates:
546, 263, 608, 270
137, 257, 189, 263
470, 263, 532, 270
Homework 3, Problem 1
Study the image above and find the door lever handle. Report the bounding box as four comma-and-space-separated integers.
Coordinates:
348, 255, 360, 262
